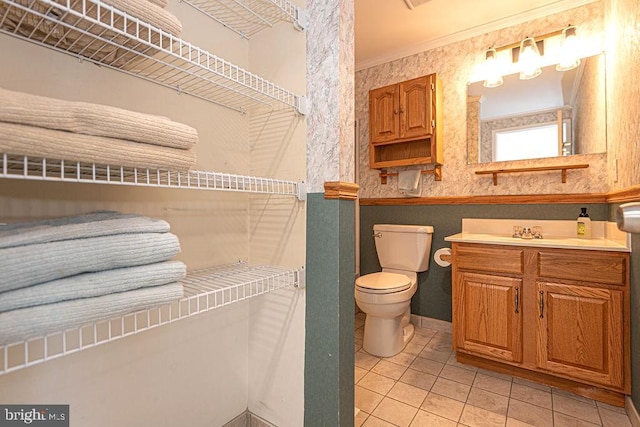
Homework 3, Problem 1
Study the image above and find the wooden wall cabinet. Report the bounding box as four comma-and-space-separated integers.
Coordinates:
368, 74, 443, 168
452, 242, 630, 406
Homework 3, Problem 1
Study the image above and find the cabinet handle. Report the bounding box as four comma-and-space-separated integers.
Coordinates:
539, 291, 544, 319
514, 287, 519, 314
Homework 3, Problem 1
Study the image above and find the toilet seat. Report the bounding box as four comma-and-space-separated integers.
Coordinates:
355, 272, 411, 294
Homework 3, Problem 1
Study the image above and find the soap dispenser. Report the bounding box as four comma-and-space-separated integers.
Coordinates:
577, 207, 592, 238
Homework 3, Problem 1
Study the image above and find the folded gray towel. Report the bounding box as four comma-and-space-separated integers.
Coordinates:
0, 211, 170, 249
0, 261, 186, 313
0, 232, 181, 293
0, 282, 184, 345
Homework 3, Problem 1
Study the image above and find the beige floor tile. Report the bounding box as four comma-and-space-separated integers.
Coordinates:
355, 385, 384, 414
552, 394, 601, 424
553, 412, 600, 427
596, 400, 627, 414
507, 399, 553, 427
371, 359, 407, 380
410, 356, 445, 375
359, 371, 396, 395
466, 387, 508, 416
459, 404, 507, 427
411, 333, 434, 346
410, 410, 457, 427
472, 372, 512, 397
355, 342, 362, 352
356, 350, 380, 370
418, 347, 452, 363
362, 415, 396, 427
372, 397, 419, 427
438, 364, 477, 385
509, 382, 552, 409
387, 381, 428, 408
552, 388, 597, 406
477, 367, 513, 382
384, 351, 417, 367
420, 392, 464, 421
511, 377, 551, 393
355, 327, 364, 340
404, 340, 427, 355
599, 407, 631, 427
506, 418, 537, 427
355, 316, 365, 329
430, 377, 471, 402
414, 327, 439, 338
425, 334, 453, 352
399, 368, 438, 391
355, 410, 369, 427
355, 366, 368, 383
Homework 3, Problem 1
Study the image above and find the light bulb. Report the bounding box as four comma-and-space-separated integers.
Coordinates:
556, 25, 581, 71
519, 37, 542, 80
483, 48, 503, 88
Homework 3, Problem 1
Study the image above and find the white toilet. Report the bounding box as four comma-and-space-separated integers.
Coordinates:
355, 224, 434, 357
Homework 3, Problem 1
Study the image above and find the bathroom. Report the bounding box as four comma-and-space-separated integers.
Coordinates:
0, 0, 638, 426
344, 0, 640, 425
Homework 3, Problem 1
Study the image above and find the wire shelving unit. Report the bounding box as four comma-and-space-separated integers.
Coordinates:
0, 0, 307, 114
0, 153, 306, 199
180, 0, 308, 38
0, 262, 303, 376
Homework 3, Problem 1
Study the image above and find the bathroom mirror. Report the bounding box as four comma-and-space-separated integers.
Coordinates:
466, 52, 606, 164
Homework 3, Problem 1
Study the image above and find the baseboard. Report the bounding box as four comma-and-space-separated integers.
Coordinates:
627, 396, 640, 427
411, 314, 452, 333
223, 411, 277, 427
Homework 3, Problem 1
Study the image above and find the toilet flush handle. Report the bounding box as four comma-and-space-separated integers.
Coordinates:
373, 231, 382, 238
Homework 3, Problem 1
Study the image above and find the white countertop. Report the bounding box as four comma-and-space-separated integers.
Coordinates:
444, 219, 631, 252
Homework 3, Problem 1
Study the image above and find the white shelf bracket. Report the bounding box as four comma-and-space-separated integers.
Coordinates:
294, 8, 309, 32
295, 267, 306, 289
296, 96, 308, 116
296, 181, 307, 201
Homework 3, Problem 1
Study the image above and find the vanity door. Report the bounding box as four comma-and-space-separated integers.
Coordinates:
536, 281, 625, 389
454, 272, 523, 363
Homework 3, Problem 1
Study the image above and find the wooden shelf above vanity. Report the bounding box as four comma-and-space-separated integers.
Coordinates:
475, 164, 589, 186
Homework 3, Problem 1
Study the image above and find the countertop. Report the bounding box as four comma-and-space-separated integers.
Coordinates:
445, 232, 631, 252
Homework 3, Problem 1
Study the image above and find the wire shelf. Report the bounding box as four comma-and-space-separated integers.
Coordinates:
0, 262, 302, 376
0, 153, 304, 198
181, 0, 307, 39
0, 0, 306, 114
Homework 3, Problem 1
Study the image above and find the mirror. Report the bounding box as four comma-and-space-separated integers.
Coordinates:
466, 53, 606, 164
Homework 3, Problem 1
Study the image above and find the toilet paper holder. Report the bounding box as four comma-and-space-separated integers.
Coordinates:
434, 247, 452, 267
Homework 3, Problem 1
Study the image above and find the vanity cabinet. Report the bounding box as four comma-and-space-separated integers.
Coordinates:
368, 74, 443, 168
452, 242, 630, 404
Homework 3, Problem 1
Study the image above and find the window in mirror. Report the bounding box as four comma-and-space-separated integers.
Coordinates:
493, 120, 571, 162
467, 53, 606, 164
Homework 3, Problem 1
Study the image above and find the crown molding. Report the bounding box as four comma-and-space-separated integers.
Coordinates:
355, 0, 597, 72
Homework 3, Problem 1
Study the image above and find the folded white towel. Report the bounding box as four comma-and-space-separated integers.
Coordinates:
398, 170, 422, 197
0, 87, 198, 150
0, 211, 170, 249
0, 282, 184, 345
0, 232, 181, 293
0, 261, 186, 313
0, 122, 197, 171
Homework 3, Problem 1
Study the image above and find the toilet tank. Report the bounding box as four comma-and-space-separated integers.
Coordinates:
373, 224, 434, 272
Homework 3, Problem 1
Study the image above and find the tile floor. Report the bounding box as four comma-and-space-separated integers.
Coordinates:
354, 313, 633, 427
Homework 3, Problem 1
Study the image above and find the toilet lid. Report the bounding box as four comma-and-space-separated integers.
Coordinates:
356, 272, 411, 294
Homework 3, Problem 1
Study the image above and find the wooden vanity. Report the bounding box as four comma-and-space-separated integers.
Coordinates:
447, 226, 630, 406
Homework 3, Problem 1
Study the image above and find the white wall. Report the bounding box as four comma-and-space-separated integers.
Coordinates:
0, 0, 307, 423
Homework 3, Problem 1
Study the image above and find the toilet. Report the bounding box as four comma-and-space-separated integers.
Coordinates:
355, 224, 434, 357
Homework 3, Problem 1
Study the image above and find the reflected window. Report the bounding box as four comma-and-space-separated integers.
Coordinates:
492, 120, 571, 162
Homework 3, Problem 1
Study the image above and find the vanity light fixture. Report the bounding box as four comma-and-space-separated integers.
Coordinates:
556, 25, 581, 71
518, 36, 542, 80
482, 48, 504, 88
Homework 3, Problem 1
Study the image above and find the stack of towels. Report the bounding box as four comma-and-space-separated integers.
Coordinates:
0, 211, 186, 345
0, 0, 183, 68
0, 87, 198, 171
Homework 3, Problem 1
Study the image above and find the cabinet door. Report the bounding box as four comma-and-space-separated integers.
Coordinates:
369, 84, 400, 144
399, 76, 432, 140
536, 281, 624, 389
454, 272, 523, 363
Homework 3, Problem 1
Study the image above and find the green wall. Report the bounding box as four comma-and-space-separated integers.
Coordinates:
305, 194, 355, 426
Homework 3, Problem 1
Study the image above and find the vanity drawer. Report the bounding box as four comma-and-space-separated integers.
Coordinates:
454, 244, 524, 275
537, 250, 628, 286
